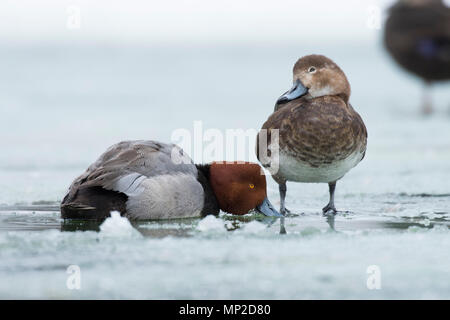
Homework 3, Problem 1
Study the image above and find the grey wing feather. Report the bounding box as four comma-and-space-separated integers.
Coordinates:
66, 140, 197, 197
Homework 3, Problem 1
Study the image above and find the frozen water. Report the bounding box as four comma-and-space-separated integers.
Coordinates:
0, 212, 448, 299
239, 220, 267, 234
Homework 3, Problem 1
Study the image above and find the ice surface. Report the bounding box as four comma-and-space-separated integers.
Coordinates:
239, 220, 267, 234
0, 214, 448, 299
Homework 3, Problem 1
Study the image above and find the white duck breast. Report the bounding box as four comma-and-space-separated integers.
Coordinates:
277, 148, 365, 183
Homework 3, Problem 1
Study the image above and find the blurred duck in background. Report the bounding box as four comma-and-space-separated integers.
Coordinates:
384, 0, 450, 114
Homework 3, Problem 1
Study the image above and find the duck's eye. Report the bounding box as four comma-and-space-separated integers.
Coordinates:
308, 66, 316, 73
249, 184, 255, 189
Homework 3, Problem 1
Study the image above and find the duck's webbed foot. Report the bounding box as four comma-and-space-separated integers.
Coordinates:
322, 203, 337, 215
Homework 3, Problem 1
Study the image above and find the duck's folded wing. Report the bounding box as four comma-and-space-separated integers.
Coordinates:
66, 140, 197, 198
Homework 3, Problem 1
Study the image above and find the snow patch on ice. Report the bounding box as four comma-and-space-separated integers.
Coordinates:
240, 220, 266, 234
99, 211, 141, 238
197, 215, 226, 232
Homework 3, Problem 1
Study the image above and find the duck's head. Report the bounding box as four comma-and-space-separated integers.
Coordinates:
209, 162, 281, 217
277, 54, 351, 104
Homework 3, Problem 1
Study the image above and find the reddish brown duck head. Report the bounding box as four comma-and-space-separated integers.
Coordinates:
209, 162, 281, 217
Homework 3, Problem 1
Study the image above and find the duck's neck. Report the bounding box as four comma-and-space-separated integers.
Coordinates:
195, 164, 220, 216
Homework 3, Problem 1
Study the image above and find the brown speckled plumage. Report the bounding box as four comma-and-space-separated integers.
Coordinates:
256, 54, 367, 215
262, 96, 366, 171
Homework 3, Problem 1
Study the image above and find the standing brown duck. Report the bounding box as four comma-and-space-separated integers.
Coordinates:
384, 0, 450, 114
256, 55, 367, 215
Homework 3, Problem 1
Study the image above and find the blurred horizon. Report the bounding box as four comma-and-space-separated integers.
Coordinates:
0, 0, 396, 46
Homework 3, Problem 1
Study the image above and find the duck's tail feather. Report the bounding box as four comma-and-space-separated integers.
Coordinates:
60, 186, 128, 220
